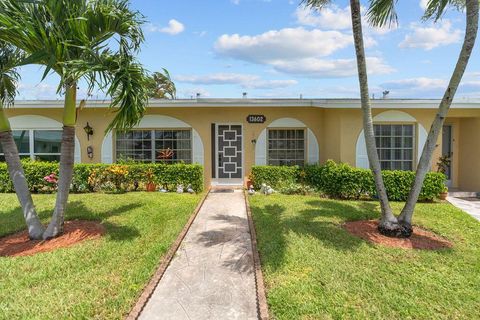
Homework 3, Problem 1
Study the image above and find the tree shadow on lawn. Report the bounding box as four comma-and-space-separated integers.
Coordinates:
65, 201, 141, 241
0, 201, 141, 242
250, 199, 381, 272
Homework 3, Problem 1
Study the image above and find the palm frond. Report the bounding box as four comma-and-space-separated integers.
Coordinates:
367, 0, 399, 27
146, 68, 177, 99
82, 52, 148, 131
300, 0, 332, 10
423, 0, 465, 21
0, 0, 149, 130
0, 41, 23, 107
0, 0, 145, 83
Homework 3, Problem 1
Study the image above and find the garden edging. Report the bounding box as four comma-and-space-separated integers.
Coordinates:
244, 191, 270, 320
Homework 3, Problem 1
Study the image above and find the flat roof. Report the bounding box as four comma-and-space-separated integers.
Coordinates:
11, 98, 480, 109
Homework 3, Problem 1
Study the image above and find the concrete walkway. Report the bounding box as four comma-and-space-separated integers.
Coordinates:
447, 196, 480, 221
139, 189, 257, 320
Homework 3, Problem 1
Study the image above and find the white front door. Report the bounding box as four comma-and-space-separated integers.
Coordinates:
215, 124, 243, 183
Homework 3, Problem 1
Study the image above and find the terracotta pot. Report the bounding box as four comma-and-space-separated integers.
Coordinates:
439, 192, 448, 200
246, 179, 254, 189
146, 182, 156, 192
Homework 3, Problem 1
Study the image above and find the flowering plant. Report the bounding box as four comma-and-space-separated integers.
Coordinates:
88, 165, 129, 193
41, 172, 58, 193
43, 173, 58, 184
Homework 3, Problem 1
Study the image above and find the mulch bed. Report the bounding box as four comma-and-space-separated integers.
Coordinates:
0, 220, 105, 257
343, 220, 452, 250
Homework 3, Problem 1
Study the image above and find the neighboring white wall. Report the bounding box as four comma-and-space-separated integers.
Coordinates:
255, 130, 267, 165
356, 110, 428, 169
9, 115, 81, 163
255, 117, 320, 165
101, 131, 114, 164
101, 115, 204, 165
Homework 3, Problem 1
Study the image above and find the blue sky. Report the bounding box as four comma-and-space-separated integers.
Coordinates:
15, 0, 480, 100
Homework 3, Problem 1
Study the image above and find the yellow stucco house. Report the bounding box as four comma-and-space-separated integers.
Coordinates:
3, 98, 480, 191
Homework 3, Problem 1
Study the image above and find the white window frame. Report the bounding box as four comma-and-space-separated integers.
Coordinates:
266, 128, 306, 166
115, 128, 193, 164
374, 123, 416, 171
0, 129, 62, 161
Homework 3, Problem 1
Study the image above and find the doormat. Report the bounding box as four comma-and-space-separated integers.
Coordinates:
211, 189, 235, 193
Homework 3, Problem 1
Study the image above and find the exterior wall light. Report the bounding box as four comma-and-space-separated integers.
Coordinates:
87, 146, 94, 159
251, 139, 257, 144
83, 122, 94, 141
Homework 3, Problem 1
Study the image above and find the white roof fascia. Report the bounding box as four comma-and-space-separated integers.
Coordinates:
11, 98, 480, 109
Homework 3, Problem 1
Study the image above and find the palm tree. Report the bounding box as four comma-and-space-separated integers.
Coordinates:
302, 0, 404, 235
0, 0, 150, 239
0, 42, 45, 239
146, 68, 177, 99
302, 0, 478, 237
368, 0, 479, 232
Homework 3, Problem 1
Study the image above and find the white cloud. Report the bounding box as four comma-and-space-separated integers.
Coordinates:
399, 20, 462, 50
175, 73, 298, 89
294, 5, 396, 35
270, 57, 395, 78
215, 27, 352, 63
382, 77, 448, 90
294, 5, 351, 30
194, 31, 207, 37
420, 0, 429, 10
17, 83, 95, 100
248, 79, 298, 89
231, 0, 240, 4
214, 26, 394, 78
379, 75, 480, 98
147, 19, 185, 35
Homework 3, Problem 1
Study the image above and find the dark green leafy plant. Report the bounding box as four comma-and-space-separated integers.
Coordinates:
0, 162, 204, 194
251, 160, 445, 201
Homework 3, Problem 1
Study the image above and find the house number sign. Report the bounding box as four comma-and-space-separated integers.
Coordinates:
246, 115, 266, 124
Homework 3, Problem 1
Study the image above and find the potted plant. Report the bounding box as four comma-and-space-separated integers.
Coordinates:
246, 173, 254, 189
145, 168, 156, 192
439, 185, 448, 200
436, 154, 451, 175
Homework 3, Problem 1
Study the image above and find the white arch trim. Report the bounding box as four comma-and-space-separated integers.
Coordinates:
101, 115, 204, 165
356, 110, 427, 168
9, 115, 81, 163
255, 117, 319, 165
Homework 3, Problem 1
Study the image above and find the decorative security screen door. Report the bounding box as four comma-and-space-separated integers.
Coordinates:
216, 124, 243, 179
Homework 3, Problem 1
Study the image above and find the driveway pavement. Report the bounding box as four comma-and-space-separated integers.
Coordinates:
447, 196, 480, 221
139, 189, 257, 320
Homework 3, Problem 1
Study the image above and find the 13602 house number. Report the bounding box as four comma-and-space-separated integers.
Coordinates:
246, 115, 266, 123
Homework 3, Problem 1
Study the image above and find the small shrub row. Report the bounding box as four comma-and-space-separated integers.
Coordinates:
250, 165, 300, 190
0, 160, 204, 194
251, 160, 446, 201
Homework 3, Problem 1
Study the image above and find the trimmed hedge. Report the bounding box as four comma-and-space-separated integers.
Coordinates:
250, 165, 300, 189
0, 161, 204, 193
251, 160, 446, 201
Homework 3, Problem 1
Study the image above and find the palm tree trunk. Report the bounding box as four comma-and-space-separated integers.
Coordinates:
43, 84, 77, 239
0, 106, 45, 239
350, 0, 407, 236
398, 0, 479, 227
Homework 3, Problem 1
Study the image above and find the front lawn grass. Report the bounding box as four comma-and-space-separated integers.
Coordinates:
250, 195, 480, 319
0, 192, 202, 319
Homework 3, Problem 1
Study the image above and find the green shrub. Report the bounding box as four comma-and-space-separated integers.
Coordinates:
0, 162, 204, 194
252, 160, 445, 201
276, 181, 316, 195
250, 165, 300, 189
305, 161, 374, 199
88, 164, 130, 193
0, 159, 59, 194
